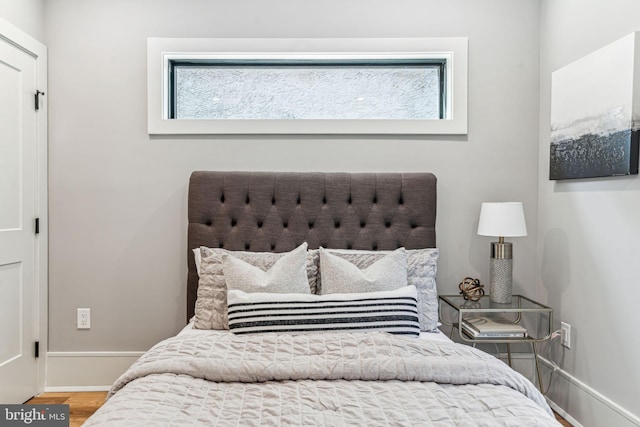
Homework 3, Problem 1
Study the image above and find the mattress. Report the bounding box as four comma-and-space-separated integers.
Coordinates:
84, 329, 560, 426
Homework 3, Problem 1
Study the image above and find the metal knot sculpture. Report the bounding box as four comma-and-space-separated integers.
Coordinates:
458, 277, 484, 301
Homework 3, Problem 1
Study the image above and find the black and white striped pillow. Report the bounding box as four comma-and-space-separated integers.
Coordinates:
227, 285, 420, 336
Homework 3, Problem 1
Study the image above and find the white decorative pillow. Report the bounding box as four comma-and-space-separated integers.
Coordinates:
223, 243, 310, 294
320, 248, 439, 332
194, 247, 319, 292
319, 247, 408, 294
194, 243, 318, 330
227, 285, 420, 337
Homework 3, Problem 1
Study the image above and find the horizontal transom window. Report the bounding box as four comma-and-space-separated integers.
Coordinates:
147, 38, 468, 134
170, 59, 445, 121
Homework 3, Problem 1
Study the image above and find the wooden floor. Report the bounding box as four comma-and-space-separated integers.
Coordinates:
26, 392, 108, 427
27, 391, 572, 426
555, 412, 573, 427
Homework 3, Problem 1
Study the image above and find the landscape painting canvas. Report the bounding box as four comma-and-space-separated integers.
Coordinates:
550, 32, 640, 180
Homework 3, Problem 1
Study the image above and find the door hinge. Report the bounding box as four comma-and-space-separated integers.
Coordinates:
34, 90, 45, 111
35, 341, 40, 358
35, 217, 40, 234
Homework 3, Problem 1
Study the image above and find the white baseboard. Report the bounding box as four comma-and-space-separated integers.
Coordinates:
490, 351, 639, 426
539, 356, 640, 427
546, 398, 583, 427
44, 386, 112, 392
45, 351, 144, 390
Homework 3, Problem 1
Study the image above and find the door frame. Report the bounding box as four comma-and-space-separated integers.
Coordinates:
0, 16, 48, 396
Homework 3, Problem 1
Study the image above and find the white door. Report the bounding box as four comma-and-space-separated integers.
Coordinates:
0, 25, 42, 403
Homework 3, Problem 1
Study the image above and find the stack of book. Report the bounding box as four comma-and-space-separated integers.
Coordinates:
461, 317, 527, 339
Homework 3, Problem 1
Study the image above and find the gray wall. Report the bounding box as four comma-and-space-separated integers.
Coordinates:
0, 0, 44, 42
44, 0, 541, 351
538, 0, 640, 419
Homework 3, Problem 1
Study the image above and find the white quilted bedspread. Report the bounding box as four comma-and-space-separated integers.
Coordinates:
85, 332, 560, 426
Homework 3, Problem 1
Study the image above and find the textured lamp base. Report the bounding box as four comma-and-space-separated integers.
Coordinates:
489, 258, 513, 304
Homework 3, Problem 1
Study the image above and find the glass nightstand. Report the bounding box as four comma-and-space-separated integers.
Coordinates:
438, 294, 553, 389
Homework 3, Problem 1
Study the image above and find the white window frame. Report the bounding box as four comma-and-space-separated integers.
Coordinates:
147, 37, 468, 135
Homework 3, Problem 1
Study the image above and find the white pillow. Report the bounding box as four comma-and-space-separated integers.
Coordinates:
222, 243, 310, 294
319, 247, 408, 294
193, 247, 319, 292
227, 285, 420, 337
321, 248, 439, 332
194, 243, 318, 330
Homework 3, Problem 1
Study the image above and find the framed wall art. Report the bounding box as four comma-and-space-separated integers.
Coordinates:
550, 32, 640, 180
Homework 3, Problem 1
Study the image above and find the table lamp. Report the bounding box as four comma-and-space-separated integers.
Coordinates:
477, 202, 527, 304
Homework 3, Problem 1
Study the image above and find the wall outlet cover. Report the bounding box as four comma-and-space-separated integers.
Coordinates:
561, 321, 571, 348
77, 308, 91, 329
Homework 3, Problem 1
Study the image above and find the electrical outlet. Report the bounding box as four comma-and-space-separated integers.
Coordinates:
561, 321, 571, 348
77, 308, 91, 329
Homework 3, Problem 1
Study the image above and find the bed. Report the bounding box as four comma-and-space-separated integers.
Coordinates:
85, 172, 560, 426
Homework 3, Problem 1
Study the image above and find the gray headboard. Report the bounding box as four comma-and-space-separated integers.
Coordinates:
187, 171, 437, 320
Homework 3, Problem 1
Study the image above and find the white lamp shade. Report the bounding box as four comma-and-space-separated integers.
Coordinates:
477, 202, 527, 237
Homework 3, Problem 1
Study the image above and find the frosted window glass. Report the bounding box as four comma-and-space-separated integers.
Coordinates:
173, 65, 441, 120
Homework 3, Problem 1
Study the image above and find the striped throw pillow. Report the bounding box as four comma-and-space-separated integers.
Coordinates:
227, 285, 420, 336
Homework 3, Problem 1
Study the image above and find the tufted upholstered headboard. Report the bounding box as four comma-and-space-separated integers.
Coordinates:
187, 171, 437, 321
